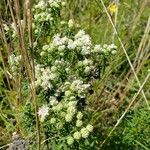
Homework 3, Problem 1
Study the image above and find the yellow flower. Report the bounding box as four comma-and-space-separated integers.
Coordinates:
107, 2, 118, 13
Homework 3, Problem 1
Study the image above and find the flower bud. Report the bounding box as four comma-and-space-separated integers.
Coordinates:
80, 128, 89, 138
65, 114, 73, 122
86, 124, 93, 132
77, 112, 83, 120
67, 136, 74, 145
76, 120, 83, 127
73, 131, 81, 140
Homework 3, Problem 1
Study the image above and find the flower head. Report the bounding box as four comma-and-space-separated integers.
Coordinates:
68, 19, 74, 28
80, 128, 89, 138
65, 114, 73, 122
76, 112, 83, 120
50, 118, 56, 124
86, 124, 93, 132
76, 120, 83, 127
73, 131, 81, 140
67, 136, 74, 145
38, 105, 49, 122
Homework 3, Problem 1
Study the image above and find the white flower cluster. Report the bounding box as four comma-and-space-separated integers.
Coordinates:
65, 102, 77, 122
80, 125, 93, 138
62, 80, 90, 98
74, 30, 92, 55
50, 99, 77, 124
33, 30, 117, 147
49, 96, 58, 106
68, 19, 74, 28
46, 30, 116, 56
48, 0, 63, 8
35, 65, 58, 90
67, 136, 74, 145
33, 0, 63, 23
38, 105, 49, 122
42, 30, 92, 55
93, 43, 117, 54
8, 54, 21, 76
34, 0, 52, 23
40, 30, 117, 80
67, 124, 94, 145
46, 95, 94, 144
34, 64, 91, 101
32, 0, 66, 37
77, 59, 95, 74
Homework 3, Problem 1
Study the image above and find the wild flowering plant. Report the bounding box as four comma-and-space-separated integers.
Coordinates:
33, 29, 116, 148
6, 0, 117, 149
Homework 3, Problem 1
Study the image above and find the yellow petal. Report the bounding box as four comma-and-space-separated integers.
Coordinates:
108, 3, 118, 13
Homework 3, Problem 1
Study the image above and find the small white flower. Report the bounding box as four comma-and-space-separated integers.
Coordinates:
61, 1, 66, 6
83, 84, 90, 89
108, 43, 117, 49
84, 66, 91, 73
81, 47, 90, 55
65, 90, 72, 97
93, 45, 102, 52
46, 14, 52, 20
83, 59, 90, 66
58, 45, 65, 51
78, 61, 83, 67
67, 136, 74, 145
65, 114, 73, 122
61, 36, 68, 43
111, 50, 117, 54
68, 19, 74, 28
52, 34, 61, 46
60, 112, 66, 117
49, 73, 57, 80
50, 118, 56, 124
67, 40, 76, 50
80, 128, 89, 138
76, 120, 83, 127
77, 112, 83, 120
55, 103, 63, 111
43, 45, 49, 50
75, 30, 85, 39
40, 51, 45, 56
49, 96, 58, 106
38, 105, 49, 122
34, 29, 39, 34
70, 96, 76, 101
68, 101, 77, 107
65, 68, 70, 73
39, 1, 45, 7
50, 1, 59, 8
33, 42, 37, 47
67, 106, 76, 114
60, 21, 66, 25
73, 131, 81, 140
51, 66, 57, 72
103, 44, 108, 49
86, 124, 93, 132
